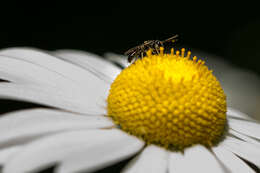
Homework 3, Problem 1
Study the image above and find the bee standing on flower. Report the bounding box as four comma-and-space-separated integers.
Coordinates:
124, 35, 179, 63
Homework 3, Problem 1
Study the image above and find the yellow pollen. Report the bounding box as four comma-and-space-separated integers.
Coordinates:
107, 48, 227, 150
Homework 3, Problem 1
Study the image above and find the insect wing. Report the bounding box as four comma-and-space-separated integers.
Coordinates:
124, 44, 142, 55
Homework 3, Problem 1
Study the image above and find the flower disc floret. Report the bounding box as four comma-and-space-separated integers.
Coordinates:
107, 48, 227, 150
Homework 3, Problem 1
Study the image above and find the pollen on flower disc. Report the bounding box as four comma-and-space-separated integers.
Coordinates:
107, 48, 227, 150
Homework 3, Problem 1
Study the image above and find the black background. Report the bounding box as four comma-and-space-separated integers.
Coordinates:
0, 1, 260, 173
0, 1, 260, 75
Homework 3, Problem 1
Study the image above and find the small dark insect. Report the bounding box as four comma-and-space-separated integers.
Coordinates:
124, 35, 178, 63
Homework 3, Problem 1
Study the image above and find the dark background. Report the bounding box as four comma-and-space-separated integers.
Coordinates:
0, 1, 260, 173
0, 1, 260, 75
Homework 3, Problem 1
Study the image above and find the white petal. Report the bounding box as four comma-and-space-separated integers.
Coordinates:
0, 108, 113, 148
3, 129, 144, 173
227, 107, 252, 120
0, 55, 74, 86
222, 136, 260, 167
0, 56, 93, 112
0, 48, 111, 114
213, 145, 255, 173
121, 145, 168, 173
0, 82, 106, 115
53, 50, 121, 83
56, 132, 144, 173
228, 129, 260, 147
104, 52, 129, 68
0, 146, 22, 164
229, 118, 260, 140
220, 68, 260, 120
169, 145, 224, 173
0, 48, 108, 86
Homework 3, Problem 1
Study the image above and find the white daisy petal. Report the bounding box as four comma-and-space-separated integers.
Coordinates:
0, 55, 75, 86
227, 107, 252, 120
56, 132, 144, 173
104, 52, 129, 68
169, 145, 224, 173
3, 129, 144, 173
121, 145, 168, 173
213, 145, 255, 173
0, 108, 113, 148
228, 129, 260, 147
0, 48, 108, 86
0, 56, 93, 111
228, 118, 260, 140
53, 50, 121, 83
222, 136, 260, 167
0, 83, 99, 114
0, 48, 111, 114
0, 146, 22, 164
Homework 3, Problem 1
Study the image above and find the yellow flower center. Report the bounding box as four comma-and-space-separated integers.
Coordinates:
107, 48, 227, 150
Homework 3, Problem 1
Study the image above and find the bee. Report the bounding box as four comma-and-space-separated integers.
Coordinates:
124, 35, 178, 63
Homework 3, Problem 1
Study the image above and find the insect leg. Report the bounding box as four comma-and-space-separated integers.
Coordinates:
141, 52, 144, 58
154, 42, 163, 54
155, 47, 160, 54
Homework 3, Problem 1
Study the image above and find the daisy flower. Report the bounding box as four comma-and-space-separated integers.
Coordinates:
0, 47, 260, 173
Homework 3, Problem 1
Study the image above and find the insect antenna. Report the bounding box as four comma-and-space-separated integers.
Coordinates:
162, 34, 179, 43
